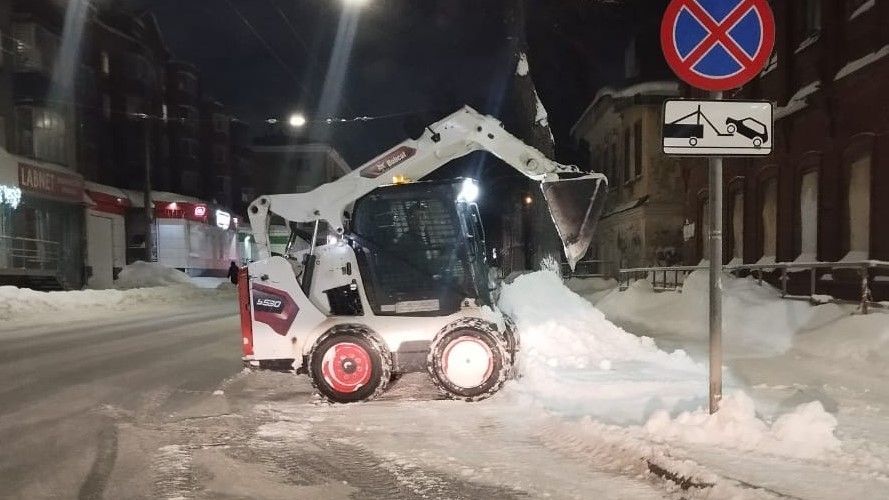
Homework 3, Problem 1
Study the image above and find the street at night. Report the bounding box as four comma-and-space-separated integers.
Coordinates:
1, 0, 889, 499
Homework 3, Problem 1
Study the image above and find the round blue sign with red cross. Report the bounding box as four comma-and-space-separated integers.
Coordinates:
661, 0, 775, 91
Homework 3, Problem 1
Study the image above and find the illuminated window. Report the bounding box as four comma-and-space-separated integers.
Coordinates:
101, 51, 110, 75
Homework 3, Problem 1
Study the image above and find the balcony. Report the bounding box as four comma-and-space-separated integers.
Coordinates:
13, 22, 59, 76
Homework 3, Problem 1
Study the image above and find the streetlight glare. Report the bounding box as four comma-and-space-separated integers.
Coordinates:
288, 113, 307, 128
343, 0, 370, 5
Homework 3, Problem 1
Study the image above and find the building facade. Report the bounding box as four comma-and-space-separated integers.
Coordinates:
682, 0, 889, 298
0, 0, 252, 289
250, 140, 351, 196
572, 81, 690, 270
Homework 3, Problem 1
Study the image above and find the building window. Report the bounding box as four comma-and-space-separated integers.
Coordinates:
176, 72, 197, 95
213, 144, 227, 164
701, 197, 710, 261
100, 51, 110, 75
760, 177, 778, 263
624, 37, 639, 79
796, 0, 822, 45
846, 153, 871, 260
177, 105, 198, 135
798, 171, 819, 261
633, 120, 643, 178
102, 94, 111, 120
730, 190, 744, 264
212, 113, 229, 135
16, 106, 67, 165
181, 170, 199, 194
622, 129, 631, 182
125, 96, 143, 117
178, 138, 197, 158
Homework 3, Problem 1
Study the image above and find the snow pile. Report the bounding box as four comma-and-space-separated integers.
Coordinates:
644, 392, 841, 460
596, 270, 816, 356
499, 270, 706, 424
114, 261, 195, 289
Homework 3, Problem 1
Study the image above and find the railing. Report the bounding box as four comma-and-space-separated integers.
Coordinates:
617, 260, 889, 314
561, 259, 615, 279
0, 235, 61, 273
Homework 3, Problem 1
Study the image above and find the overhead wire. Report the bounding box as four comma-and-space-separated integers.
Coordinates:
221, 0, 313, 97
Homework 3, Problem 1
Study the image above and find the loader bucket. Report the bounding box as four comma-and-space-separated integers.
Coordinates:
541, 173, 608, 271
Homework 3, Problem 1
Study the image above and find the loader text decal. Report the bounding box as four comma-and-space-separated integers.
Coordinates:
251, 284, 299, 335
360, 146, 417, 179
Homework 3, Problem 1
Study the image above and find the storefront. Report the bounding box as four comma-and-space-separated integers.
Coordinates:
0, 148, 85, 289
84, 182, 130, 289
125, 190, 240, 277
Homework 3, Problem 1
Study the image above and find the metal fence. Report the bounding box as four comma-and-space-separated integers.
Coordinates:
0, 235, 61, 273
561, 259, 615, 279
617, 260, 889, 314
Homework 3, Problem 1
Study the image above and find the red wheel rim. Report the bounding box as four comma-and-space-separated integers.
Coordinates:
321, 342, 373, 393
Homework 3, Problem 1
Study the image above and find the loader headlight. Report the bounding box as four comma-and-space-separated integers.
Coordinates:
458, 178, 479, 203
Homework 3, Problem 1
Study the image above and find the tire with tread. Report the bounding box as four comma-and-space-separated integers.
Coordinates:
308, 325, 391, 403
427, 318, 510, 402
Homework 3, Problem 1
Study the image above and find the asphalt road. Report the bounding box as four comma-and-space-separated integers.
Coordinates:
0, 304, 243, 499
0, 302, 668, 500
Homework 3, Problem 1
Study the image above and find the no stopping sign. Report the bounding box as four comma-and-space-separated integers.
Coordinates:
661, 0, 775, 91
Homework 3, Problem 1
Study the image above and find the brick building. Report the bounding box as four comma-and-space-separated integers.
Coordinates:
682, 0, 889, 298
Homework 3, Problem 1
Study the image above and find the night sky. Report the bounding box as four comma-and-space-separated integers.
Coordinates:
127, 0, 638, 168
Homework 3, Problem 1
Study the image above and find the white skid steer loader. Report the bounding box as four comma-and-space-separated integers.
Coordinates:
240, 106, 607, 403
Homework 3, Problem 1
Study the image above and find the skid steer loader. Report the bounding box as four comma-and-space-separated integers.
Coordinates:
240, 106, 607, 403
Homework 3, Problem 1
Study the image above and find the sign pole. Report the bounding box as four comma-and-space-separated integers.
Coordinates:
661, 0, 775, 415
708, 90, 723, 414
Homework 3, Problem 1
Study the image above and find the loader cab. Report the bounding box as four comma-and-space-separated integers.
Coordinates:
349, 178, 491, 317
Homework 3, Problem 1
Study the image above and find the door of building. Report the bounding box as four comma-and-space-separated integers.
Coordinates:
87, 214, 113, 288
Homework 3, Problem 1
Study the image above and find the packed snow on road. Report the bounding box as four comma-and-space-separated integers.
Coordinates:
2, 263, 888, 499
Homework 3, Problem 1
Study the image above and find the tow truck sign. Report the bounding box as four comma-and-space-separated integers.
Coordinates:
662, 99, 772, 156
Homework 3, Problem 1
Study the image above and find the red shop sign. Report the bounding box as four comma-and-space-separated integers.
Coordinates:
18, 162, 84, 203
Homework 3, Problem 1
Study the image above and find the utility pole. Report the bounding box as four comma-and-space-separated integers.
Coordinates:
143, 116, 154, 262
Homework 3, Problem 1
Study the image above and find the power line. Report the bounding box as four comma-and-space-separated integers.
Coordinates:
221, 0, 312, 97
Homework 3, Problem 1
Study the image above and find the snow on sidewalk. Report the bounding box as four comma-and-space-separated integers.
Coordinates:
496, 270, 889, 497
0, 262, 234, 323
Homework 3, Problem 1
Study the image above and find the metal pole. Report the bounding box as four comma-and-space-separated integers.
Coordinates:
709, 90, 724, 414
143, 118, 154, 262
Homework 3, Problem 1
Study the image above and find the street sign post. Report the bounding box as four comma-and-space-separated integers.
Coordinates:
663, 99, 773, 156
660, 0, 776, 414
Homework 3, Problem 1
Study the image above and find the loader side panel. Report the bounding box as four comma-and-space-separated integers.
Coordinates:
248, 257, 328, 360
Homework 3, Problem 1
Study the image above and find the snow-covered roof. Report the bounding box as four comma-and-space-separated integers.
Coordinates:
571, 81, 679, 138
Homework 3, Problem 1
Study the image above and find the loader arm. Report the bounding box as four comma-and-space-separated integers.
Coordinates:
248, 106, 607, 269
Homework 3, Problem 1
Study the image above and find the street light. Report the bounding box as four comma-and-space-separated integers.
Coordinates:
343, 0, 370, 6
288, 113, 307, 128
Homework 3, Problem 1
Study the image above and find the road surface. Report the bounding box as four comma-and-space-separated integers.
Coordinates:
0, 301, 668, 500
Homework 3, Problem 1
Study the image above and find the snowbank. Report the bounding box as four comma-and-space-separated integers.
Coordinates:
596, 270, 816, 356
594, 271, 889, 366
0, 284, 231, 323
0, 263, 235, 323
499, 270, 706, 424
644, 392, 841, 460
114, 261, 195, 289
